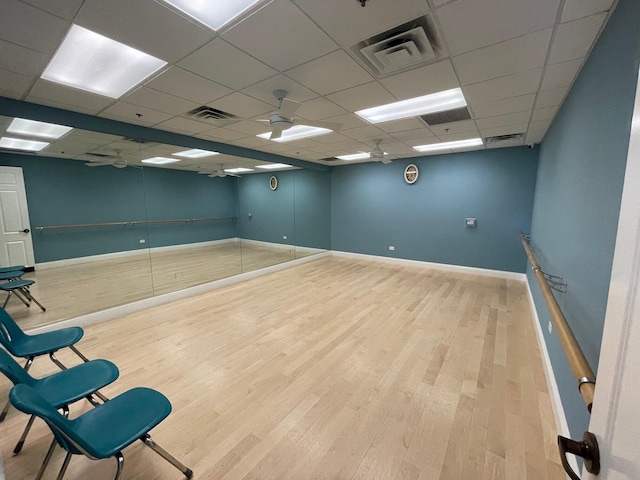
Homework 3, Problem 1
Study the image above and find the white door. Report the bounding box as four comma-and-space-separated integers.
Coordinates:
0, 166, 35, 267
582, 66, 640, 478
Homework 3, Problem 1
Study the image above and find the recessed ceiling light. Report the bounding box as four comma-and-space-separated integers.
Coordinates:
41, 25, 167, 99
0, 137, 49, 152
225, 167, 254, 173
173, 149, 220, 158
256, 125, 332, 142
141, 157, 181, 165
160, 0, 269, 31
355, 88, 467, 124
255, 163, 291, 170
7, 118, 73, 140
413, 138, 483, 152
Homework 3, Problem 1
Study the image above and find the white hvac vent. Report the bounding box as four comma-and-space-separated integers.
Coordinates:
187, 106, 238, 123
484, 133, 525, 146
349, 16, 444, 77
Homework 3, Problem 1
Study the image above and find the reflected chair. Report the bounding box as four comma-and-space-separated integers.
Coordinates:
10, 384, 194, 480
0, 348, 118, 455
1, 278, 46, 311
0, 307, 91, 422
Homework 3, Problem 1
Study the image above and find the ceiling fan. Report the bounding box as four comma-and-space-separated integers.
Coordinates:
370, 139, 391, 164
84, 149, 128, 168
197, 164, 239, 178
256, 90, 341, 140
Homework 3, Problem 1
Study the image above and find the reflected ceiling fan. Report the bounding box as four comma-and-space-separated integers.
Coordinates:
370, 139, 391, 164
197, 164, 239, 178
255, 90, 341, 140
84, 149, 128, 168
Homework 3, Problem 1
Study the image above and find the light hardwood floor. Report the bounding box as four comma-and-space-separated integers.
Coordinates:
0, 256, 564, 479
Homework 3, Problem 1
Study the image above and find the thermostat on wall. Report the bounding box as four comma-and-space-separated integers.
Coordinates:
466, 218, 477, 228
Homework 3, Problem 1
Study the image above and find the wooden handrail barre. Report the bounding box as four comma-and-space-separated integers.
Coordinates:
520, 232, 596, 412
35, 216, 237, 231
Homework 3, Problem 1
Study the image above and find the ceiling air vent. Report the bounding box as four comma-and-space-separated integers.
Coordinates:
420, 107, 472, 126
349, 15, 444, 77
484, 133, 525, 146
122, 137, 153, 145
187, 106, 238, 122
86, 152, 117, 159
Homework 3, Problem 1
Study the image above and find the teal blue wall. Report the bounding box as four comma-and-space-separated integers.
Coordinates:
331, 147, 538, 272
529, 0, 640, 437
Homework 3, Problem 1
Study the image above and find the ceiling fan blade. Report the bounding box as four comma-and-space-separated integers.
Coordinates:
270, 124, 285, 140
295, 119, 342, 131
379, 156, 393, 165
85, 162, 111, 167
279, 98, 300, 116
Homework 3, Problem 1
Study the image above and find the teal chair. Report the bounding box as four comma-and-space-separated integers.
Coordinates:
10, 384, 194, 479
0, 308, 92, 422
0, 348, 118, 456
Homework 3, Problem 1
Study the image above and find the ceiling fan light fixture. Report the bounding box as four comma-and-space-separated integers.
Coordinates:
160, 0, 270, 31
355, 88, 467, 124
173, 148, 220, 158
0, 137, 49, 152
41, 25, 167, 99
256, 125, 332, 142
7, 118, 73, 140
141, 156, 181, 165
413, 137, 483, 152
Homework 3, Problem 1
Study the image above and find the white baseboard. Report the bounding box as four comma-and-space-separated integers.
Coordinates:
330, 250, 526, 281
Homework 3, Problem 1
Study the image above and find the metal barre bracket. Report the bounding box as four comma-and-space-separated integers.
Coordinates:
543, 272, 567, 293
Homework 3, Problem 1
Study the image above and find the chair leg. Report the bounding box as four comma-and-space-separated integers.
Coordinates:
13, 414, 35, 454
49, 351, 68, 370
18, 286, 46, 312
35, 438, 57, 480
70, 345, 90, 363
141, 434, 193, 478
0, 357, 33, 422
55, 452, 73, 480
114, 452, 125, 480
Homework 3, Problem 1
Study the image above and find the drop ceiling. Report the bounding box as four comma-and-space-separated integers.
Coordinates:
0, 0, 617, 167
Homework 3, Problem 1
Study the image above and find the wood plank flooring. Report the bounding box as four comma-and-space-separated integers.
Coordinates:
0, 256, 564, 479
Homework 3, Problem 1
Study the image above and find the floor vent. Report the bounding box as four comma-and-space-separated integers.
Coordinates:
349, 15, 444, 78
187, 106, 238, 122
484, 133, 525, 146
420, 107, 472, 126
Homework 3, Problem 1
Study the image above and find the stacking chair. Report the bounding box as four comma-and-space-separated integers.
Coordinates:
0, 307, 92, 422
1, 278, 46, 311
0, 348, 119, 455
10, 384, 194, 479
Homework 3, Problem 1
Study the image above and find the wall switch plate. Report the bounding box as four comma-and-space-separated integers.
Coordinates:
465, 218, 477, 228
139, 239, 146, 244
389, 246, 395, 251
283, 235, 287, 240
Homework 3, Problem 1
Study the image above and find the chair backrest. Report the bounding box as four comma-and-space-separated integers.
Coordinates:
0, 348, 34, 386
0, 308, 26, 355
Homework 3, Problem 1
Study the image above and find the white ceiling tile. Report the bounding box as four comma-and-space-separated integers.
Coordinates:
453, 29, 552, 85
322, 113, 368, 131
479, 124, 529, 138
145, 67, 232, 105
548, 13, 607, 64
100, 102, 173, 126
295, 97, 347, 120
472, 94, 535, 118
21, 0, 84, 19
436, 0, 560, 55
124, 87, 199, 115
0, 1, 67, 54
76, 0, 213, 63
0, 40, 48, 78
241, 75, 318, 106
155, 116, 214, 135
429, 119, 480, 135
292, 0, 428, 46
540, 59, 582, 89
27, 79, 114, 113
179, 38, 277, 89
475, 111, 530, 130
0, 68, 32, 98
230, 135, 270, 148
222, 0, 337, 71
376, 118, 425, 133
535, 87, 569, 108
530, 119, 553, 131
209, 92, 273, 118
464, 69, 543, 104
526, 130, 546, 144
561, 0, 614, 22
326, 82, 396, 112
198, 127, 248, 141
286, 50, 373, 95
308, 133, 351, 145
434, 131, 484, 143
392, 128, 436, 141
379, 60, 459, 100
341, 125, 387, 140
531, 106, 558, 122
225, 120, 271, 136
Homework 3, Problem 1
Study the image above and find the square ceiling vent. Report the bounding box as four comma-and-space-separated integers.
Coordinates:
349, 15, 444, 78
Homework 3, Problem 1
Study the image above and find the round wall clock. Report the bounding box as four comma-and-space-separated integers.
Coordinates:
269, 175, 278, 190
404, 164, 419, 184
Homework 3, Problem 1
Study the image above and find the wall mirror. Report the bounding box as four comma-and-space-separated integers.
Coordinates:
0, 115, 330, 330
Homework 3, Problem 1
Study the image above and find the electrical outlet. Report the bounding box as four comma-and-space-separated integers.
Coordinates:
139, 239, 146, 244
389, 246, 395, 251
283, 235, 287, 240
548, 321, 553, 334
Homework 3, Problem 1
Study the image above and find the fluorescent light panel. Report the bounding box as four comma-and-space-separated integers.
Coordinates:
161, 0, 268, 31
141, 157, 180, 165
7, 118, 72, 140
173, 149, 220, 158
336, 152, 370, 161
0, 137, 49, 152
255, 163, 291, 170
256, 125, 332, 142
413, 138, 483, 152
355, 88, 467, 124
225, 168, 253, 173
41, 25, 167, 99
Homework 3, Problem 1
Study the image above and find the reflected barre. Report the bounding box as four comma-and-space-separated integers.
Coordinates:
520, 232, 596, 412
35, 216, 237, 231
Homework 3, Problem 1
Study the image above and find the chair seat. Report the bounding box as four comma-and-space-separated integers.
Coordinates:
0, 266, 26, 274
0, 279, 33, 290
68, 387, 171, 459
33, 360, 119, 407
4, 327, 84, 358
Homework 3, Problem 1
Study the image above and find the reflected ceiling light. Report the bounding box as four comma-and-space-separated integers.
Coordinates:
255, 163, 291, 170
173, 148, 220, 158
41, 25, 167, 99
413, 138, 483, 152
225, 167, 253, 173
335, 152, 388, 161
141, 156, 180, 165
355, 88, 467, 124
256, 125, 332, 142
0, 137, 49, 152
160, 0, 270, 31
7, 118, 73, 140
